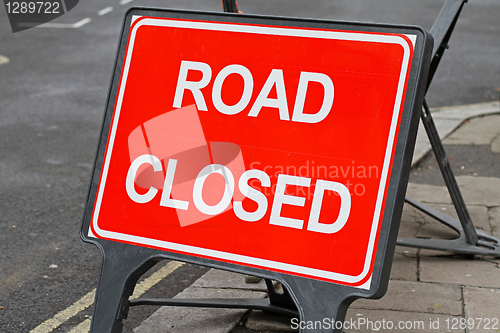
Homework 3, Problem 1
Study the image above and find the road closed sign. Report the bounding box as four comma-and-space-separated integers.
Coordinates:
86, 9, 431, 288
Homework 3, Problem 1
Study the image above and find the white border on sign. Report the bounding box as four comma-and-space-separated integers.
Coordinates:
91, 17, 414, 288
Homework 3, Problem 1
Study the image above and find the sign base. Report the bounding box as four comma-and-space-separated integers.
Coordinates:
88, 239, 362, 333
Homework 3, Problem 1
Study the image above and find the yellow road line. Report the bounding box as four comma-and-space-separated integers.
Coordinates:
30, 261, 184, 333
29, 289, 95, 333
0, 55, 10, 65
130, 261, 184, 299
67, 318, 91, 333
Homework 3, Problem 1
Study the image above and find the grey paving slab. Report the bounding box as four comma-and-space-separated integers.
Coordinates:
246, 311, 296, 332
456, 176, 500, 207
395, 246, 419, 256
415, 203, 491, 238
412, 121, 433, 166
344, 309, 464, 333
398, 204, 423, 238
191, 268, 267, 292
133, 287, 265, 333
489, 206, 500, 238
406, 176, 500, 208
432, 102, 499, 121
419, 248, 459, 257
463, 286, 500, 333
441, 204, 491, 232
491, 134, 500, 154
400, 203, 459, 240
406, 183, 453, 204
351, 280, 462, 316
420, 255, 500, 288
412, 119, 462, 166
390, 247, 418, 281
442, 114, 500, 146
411, 102, 500, 166
245, 279, 465, 333
432, 118, 464, 141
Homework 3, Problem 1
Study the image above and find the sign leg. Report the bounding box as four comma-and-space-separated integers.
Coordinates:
284, 278, 353, 333
89, 240, 159, 333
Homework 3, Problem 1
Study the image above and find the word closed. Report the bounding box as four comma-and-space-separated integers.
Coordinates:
126, 155, 351, 234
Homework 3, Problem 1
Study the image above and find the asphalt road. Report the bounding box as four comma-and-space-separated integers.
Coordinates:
0, 0, 499, 332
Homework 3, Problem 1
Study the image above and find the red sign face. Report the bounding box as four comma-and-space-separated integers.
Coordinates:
91, 17, 414, 288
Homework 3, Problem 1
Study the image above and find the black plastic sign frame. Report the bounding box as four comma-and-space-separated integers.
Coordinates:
81, 7, 432, 333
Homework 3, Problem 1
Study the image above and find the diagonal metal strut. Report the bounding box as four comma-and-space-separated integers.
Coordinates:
397, 0, 500, 256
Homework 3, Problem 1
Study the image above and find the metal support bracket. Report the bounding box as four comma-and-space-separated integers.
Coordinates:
126, 278, 298, 319
397, 0, 500, 257
264, 279, 298, 315
221, 0, 239, 13
129, 294, 299, 318
399, 197, 500, 255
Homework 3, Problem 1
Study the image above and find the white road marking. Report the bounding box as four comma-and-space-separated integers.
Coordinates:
60, 0, 68, 13
16, 0, 133, 31
98, 6, 113, 16
30, 261, 184, 333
